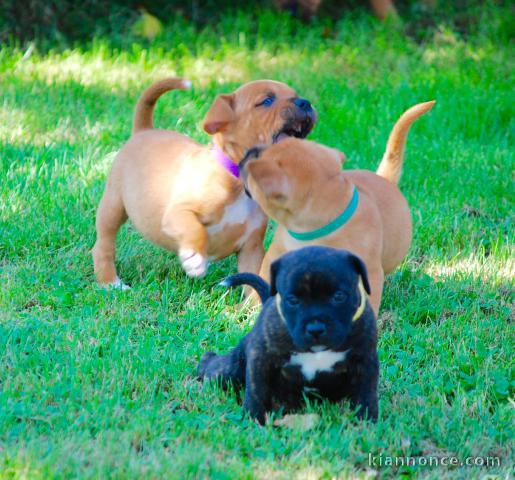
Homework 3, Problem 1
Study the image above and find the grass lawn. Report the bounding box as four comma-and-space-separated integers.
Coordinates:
0, 5, 513, 479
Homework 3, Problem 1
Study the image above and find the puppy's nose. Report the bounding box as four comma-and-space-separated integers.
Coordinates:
306, 322, 326, 340
293, 98, 312, 112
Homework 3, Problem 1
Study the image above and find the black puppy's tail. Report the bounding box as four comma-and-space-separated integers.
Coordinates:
220, 273, 271, 304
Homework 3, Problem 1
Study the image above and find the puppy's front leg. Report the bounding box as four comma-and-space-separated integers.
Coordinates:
367, 267, 384, 316
237, 224, 266, 275
161, 206, 208, 277
243, 351, 272, 425
248, 242, 285, 305
349, 351, 379, 421
258, 240, 286, 282
237, 224, 266, 299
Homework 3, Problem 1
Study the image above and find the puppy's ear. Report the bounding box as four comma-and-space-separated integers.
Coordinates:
247, 160, 289, 203
269, 258, 282, 296
349, 254, 371, 294
202, 94, 236, 134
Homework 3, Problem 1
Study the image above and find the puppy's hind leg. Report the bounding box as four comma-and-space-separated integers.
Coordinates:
92, 183, 128, 288
197, 342, 247, 390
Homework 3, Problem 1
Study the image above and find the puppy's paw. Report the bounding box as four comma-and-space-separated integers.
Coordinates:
101, 277, 131, 291
179, 249, 208, 277
197, 352, 217, 377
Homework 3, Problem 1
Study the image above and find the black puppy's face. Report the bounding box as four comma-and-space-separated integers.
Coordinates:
271, 247, 371, 352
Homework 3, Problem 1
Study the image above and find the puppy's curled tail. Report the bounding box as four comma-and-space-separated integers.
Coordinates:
132, 77, 192, 135
220, 273, 271, 304
376, 100, 435, 184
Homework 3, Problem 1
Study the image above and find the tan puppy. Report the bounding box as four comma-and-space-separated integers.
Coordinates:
93, 78, 316, 287
240, 101, 435, 314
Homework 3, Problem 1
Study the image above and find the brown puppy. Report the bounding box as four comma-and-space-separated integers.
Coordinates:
240, 101, 435, 314
93, 78, 316, 288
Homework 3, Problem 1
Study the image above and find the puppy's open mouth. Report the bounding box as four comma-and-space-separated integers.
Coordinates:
273, 118, 314, 143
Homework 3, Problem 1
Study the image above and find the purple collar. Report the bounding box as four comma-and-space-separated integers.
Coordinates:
212, 144, 239, 178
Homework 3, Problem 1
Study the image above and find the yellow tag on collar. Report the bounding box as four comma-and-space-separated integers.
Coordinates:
352, 279, 367, 322
275, 294, 286, 323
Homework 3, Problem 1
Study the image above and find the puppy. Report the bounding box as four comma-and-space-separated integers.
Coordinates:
92, 78, 316, 287
198, 246, 378, 425
240, 101, 435, 314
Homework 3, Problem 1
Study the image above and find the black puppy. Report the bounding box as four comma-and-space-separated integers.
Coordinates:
197, 246, 379, 425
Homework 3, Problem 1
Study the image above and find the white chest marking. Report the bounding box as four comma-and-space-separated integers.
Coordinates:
206, 192, 265, 249
288, 350, 348, 381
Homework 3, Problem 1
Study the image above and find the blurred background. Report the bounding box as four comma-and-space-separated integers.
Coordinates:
2, 0, 512, 46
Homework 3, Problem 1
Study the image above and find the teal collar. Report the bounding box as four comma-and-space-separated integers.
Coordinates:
287, 186, 359, 241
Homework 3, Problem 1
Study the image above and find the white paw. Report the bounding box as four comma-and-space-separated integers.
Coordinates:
103, 277, 130, 291
179, 249, 208, 277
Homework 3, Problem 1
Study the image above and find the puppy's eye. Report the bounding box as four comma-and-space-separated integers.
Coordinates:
285, 295, 299, 307
332, 291, 347, 303
256, 96, 275, 107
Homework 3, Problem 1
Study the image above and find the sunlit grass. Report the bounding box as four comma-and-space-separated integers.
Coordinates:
425, 254, 515, 284
0, 5, 513, 479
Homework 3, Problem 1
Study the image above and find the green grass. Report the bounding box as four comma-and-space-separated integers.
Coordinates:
1, 5, 514, 479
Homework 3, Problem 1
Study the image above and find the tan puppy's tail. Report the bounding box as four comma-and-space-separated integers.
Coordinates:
132, 77, 192, 134
376, 100, 435, 184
